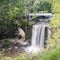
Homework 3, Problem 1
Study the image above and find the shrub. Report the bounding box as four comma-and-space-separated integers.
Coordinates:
2, 39, 11, 48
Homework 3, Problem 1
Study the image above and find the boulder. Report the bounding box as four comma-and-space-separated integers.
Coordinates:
18, 28, 25, 40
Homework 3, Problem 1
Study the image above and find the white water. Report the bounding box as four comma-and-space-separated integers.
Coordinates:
25, 22, 51, 53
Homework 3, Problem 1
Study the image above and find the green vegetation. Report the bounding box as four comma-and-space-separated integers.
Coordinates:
37, 46, 60, 60
0, 0, 60, 60
2, 39, 11, 48
0, 0, 29, 38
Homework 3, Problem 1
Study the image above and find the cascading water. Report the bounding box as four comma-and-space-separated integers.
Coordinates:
25, 22, 51, 53
25, 13, 53, 54
31, 23, 45, 48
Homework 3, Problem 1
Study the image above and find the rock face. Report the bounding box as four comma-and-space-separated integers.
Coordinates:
18, 28, 25, 40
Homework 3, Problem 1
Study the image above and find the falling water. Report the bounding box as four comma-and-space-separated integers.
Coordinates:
25, 22, 51, 53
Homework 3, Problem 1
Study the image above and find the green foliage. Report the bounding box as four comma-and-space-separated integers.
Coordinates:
50, 14, 60, 28
32, 0, 52, 13
52, 0, 60, 14
2, 40, 11, 48
0, 0, 27, 38
0, 20, 18, 38
49, 0, 60, 47
0, 18, 5, 34
0, 48, 2, 51
38, 0, 52, 12
37, 46, 60, 60
0, 0, 25, 20
50, 0, 60, 28
14, 54, 27, 60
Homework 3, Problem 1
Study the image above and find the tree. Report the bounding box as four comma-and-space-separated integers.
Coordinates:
31, 0, 52, 13
0, 0, 27, 38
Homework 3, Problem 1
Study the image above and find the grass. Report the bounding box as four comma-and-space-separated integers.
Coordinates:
37, 46, 60, 60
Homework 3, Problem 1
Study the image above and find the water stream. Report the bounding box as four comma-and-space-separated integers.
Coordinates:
25, 22, 51, 53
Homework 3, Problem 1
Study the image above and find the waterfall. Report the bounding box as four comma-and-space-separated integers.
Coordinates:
31, 23, 46, 48
25, 22, 51, 53
31, 24, 40, 47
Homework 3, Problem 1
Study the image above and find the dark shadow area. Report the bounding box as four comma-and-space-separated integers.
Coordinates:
44, 27, 48, 48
